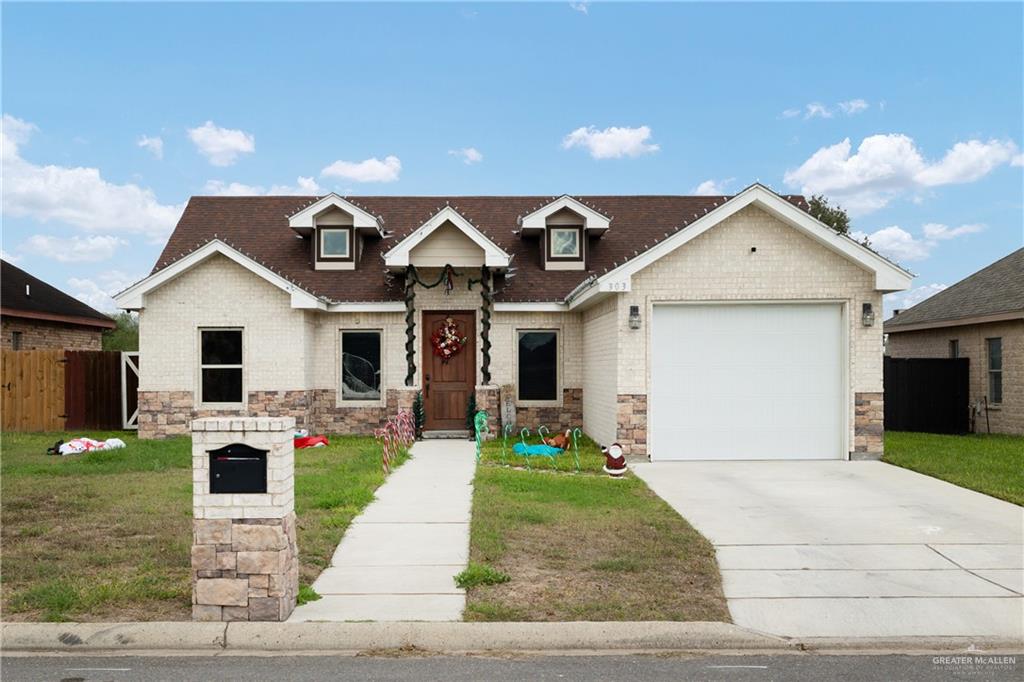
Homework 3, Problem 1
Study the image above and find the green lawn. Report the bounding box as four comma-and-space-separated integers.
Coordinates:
0, 431, 404, 621
463, 464, 729, 622
884, 431, 1024, 506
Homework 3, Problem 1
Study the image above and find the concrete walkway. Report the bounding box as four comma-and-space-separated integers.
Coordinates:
289, 440, 475, 622
633, 460, 1023, 640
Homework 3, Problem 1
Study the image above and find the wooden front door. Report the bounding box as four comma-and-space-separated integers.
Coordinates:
422, 311, 475, 431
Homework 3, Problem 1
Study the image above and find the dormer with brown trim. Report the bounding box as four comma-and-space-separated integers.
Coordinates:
518, 195, 610, 271
288, 193, 384, 271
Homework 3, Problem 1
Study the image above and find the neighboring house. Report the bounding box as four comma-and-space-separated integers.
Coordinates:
885, 248, 1023, 435
115, 184, 912, 460
1, 260, 115, 350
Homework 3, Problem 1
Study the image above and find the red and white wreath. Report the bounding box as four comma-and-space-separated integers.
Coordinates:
431, 317, 468, 363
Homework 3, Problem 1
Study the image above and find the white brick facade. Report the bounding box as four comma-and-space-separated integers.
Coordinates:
139, 254, 310, 395
136, 205, 891, 457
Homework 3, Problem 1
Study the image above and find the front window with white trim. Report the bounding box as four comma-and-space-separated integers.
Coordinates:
517, 330, 558, 401
320, 228, 351, 259
200, 328, 243, 404
549, 227, 581, 258
341, 330, 382, 401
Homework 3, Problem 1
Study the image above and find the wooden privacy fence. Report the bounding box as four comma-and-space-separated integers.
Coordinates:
1, 349, 66, 431
884, 356, 970, 434
1, 349, 139, 432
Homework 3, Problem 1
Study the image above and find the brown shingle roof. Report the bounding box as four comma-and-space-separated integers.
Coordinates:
1, 260, 115, 327
153, 194, 811, 303
884, 247, 1024, 331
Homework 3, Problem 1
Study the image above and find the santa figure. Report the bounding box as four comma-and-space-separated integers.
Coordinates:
601, 443, 628, 477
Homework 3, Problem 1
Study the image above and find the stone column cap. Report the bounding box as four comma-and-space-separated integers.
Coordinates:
191, 416, 296, 432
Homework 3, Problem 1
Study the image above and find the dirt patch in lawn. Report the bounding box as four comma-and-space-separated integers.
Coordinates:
465, 467, 729, 622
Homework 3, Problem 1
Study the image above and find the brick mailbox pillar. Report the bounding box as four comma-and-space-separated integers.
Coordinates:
190, 417, 299, 622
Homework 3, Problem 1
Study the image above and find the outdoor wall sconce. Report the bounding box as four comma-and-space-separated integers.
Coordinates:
862, 302, 875, 327
629, 305, 642, 330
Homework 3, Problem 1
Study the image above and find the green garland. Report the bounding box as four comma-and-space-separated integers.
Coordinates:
404, 266, 417, 386
402, 263, 494, 387
478, 267, 493, 384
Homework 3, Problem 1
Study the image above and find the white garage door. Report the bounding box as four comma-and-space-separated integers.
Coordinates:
650, 303, 844, 461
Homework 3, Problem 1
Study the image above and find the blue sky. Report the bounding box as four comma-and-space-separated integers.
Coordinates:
3, 2, 1022, 314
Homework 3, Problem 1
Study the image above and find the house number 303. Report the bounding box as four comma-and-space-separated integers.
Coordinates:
602, 281, 629, 292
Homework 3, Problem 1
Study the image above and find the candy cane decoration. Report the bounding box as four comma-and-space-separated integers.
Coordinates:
375, 427, 396, 475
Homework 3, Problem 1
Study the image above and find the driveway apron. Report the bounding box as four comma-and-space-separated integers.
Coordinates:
633, 460, 1023, 639
289, 440, 475, 622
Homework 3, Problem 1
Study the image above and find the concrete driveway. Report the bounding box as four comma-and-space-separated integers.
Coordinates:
633, 461, 1023, 640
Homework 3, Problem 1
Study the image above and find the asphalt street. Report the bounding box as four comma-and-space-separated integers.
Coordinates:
3, 653, 1021, 681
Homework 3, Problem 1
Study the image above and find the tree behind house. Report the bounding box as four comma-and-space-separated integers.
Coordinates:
102, 312, 138, 351
808, 194, 850, 234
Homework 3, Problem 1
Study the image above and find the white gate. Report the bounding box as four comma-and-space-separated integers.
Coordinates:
121, 351, 140, 430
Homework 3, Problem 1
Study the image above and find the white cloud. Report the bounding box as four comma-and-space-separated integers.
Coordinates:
838, 99, 869, 115
187, 121, 255, 166
692, 178, 734, 195
20, 234, 127, 263
4, 115, 38, 146
921, 222, 985, 241
561, 125, 660, 159
885, 283, 948, 317
569, 2, 589, 13
1, 249, 22, 263
852, 222, 985, 262
852, 226, 931, 262
448, 147, 483, 165
67, 270, 144, 313
1012, 153, 1023, 167
804, 102, 833, 119
784, 134, 1021, 214
915, 139, 1020, 186
321, 155, 402, 183
203, 176, 321, 196
2, 114, 184, 241
784, 100, 869, 120
137, 135, 164, 160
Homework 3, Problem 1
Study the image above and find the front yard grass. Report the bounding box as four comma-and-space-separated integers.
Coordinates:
1, 431, 402, 621
464, 464, 730, 622
883, 431, 1024, 506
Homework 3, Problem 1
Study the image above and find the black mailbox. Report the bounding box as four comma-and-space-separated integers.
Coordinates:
209, 443, 268, 494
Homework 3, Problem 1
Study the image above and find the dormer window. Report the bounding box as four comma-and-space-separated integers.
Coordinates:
319, 227, 352, 261
287, 193, 384, 271
548, 226, 582, 260
518, 195, 610, 272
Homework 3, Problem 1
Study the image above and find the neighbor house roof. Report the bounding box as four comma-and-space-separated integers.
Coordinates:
1, 260, 115, 329
885, 247, 1024, 333
146, 191, 878, 304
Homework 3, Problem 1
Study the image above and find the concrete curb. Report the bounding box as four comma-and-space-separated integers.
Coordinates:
794, 636, 1024, 653
225, 621, 787, 652
2, 621, 784, 653
3, 622, 1018, 654
1, 622, 227, 652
